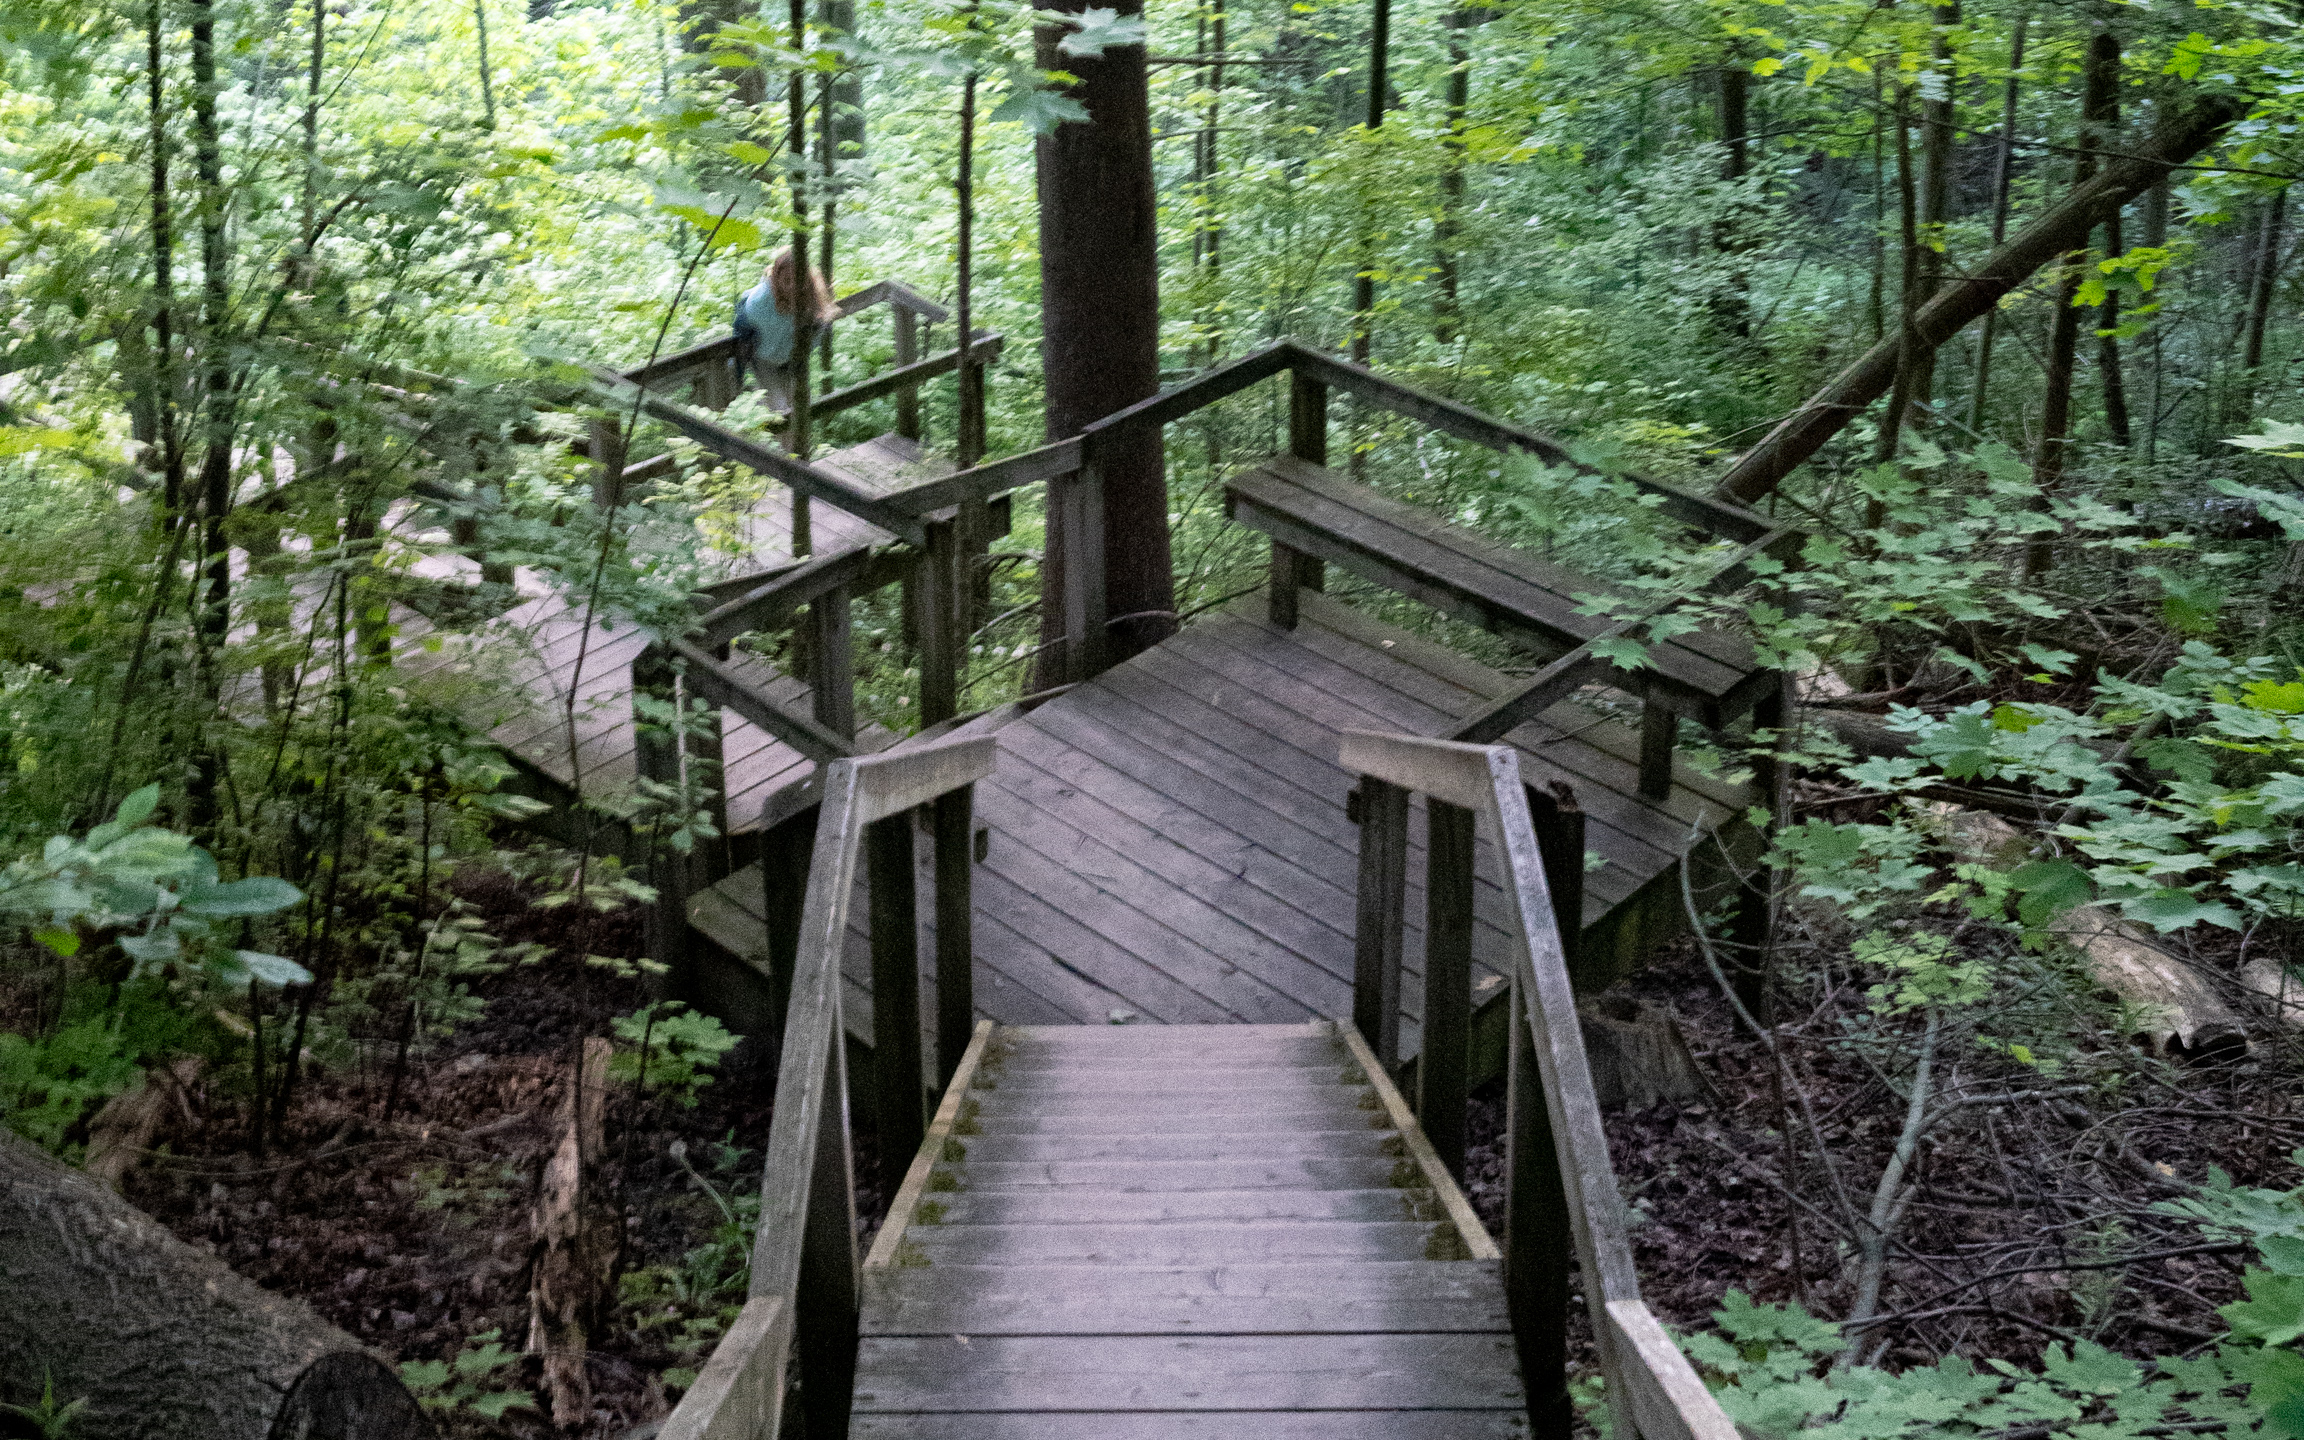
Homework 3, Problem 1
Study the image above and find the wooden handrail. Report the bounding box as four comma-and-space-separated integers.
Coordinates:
589, 370, 929, 548
692, 546, 878, 651
813, 332, 1003, 420
658, 734, 996, 1440
879, 436, 1085, 517
1337, 730, 1742, 1440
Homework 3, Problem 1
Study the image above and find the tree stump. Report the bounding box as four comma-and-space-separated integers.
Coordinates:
0, 1126, 433, 1440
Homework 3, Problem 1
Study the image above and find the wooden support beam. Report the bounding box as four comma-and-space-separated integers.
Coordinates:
666, 637, 855, 763
880, 438, 1083, 518
809, 585, 856, 742
1289, 369, 1328, 465
893, 308, 920, 442
813, 333, 1003, 420
866, 813, 927, 1169
1421, 797, 1476, 1180
932, 785, 976, 1089
1051, 466, 1108, 684
1637, 704, 1676, 801
1350, 777, 1409, 1069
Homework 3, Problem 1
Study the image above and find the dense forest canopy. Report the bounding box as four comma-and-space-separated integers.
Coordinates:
5, 0, 2304, 1430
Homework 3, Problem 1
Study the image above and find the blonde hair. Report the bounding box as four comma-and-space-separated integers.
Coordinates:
768, 247, 841, 326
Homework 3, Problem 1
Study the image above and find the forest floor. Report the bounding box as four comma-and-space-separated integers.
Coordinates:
80, 860, 2304, 1437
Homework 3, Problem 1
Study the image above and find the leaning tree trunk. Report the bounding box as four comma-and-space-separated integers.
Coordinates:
0, 1126, 434, 1440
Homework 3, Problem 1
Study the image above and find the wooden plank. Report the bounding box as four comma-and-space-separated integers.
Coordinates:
866, 1019, 994, 1268
1606, 1299, 1743, 1440
919, 1188, 1429, 1225
881, 437, 1084, 516
848, 1333, 1524, 1412
1338, 1022, 1498, 1262
1076, 340, 1296, 445
941, 1132, 1398, 1166
1231, 456, 1754, 688
935, 1158, 1407, 1191
903, 1219, 1440, 1265
853, 1410, 1529, 1438
861, 1259, 1510, 1337
656, 1294, 789, 1440
979, 759, 1364, 999
816, 333, 1004, 419
963, 1106, 1378, 1138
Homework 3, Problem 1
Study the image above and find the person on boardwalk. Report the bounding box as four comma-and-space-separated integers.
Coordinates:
733, 246, 840, 417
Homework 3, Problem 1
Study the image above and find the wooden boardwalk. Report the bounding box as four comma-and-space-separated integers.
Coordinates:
853, 1021, 1529, 1438
391, 434, 944, 827
690, 588, 1750, 1066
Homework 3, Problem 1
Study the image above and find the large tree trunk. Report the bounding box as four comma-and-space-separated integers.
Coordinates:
1032, 0, 1171, 676
0, 1127, 433, 1440
1712, 87, 2244, 506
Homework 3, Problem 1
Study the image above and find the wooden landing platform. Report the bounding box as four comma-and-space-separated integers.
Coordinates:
691, 589, 1751, 1066
852, 1022, 1528, 1438
392, 433, 945, 829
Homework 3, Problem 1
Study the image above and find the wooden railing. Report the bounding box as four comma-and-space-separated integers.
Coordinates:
657, 732, 994, 1440
1338, 729, 1739, 1440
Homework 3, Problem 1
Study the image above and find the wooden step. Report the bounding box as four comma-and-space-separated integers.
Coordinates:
861, 1260, 1512, 1336
849, 1332, 1525, 1412
962, 1105, 1379, 1137
853, 1413, 1530, 1438
934, 1159, 1411, 1193
944, 1132, 1400, 1166
977, 1067, 1362, 1095
920, 1188, 1441, 1227
906, 1220, 1449, 1266
959, 1090, 1367, 1119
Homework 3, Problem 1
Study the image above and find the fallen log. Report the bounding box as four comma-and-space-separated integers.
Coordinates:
0, 1125, 434, 1440
1930, 807, 2250, 1057
1714, 89, 2249, 506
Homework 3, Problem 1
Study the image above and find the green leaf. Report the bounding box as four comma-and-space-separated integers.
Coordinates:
2139, 737, 2217, 785
2120, 887, 2242, 933
114, 784, 160, 828
2009, 859, 2093, 929
232, 951, 314, 987
31, 927, 78, 958
2225, 1268, 2304, 1345
1586, 635, 1651, 671
179, 876, 303, 917
987, 87, 1090, 134
1056, 6, 1149, 57
469, 1391, 537, 1420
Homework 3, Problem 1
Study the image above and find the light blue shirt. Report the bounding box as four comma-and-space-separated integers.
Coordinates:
733, 280, 797, 369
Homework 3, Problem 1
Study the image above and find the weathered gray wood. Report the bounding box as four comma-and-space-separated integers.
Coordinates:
893, 305, 921, 440
861, 1260, 1510, 1336
816, 333, 1004, 419
1638, 703, 1677, 801
1337, 1021, 1500, 1262
1077, 339, 1296, 445
854, 733, 1000, 822
1281, 341, 1769, 543
935, 1158, 1407, 1191
693, 543, 875, 650
853, 1412, 1530, 1438
916, 1187, 1427, 1225
1607, 1299, 1742, 1440
1421, 797, 1476, 1180
1052, 466, 1108, 682
904, 1219, 1443, 1266
881, 437, 1084, 517
919, 518, 961, 725
943, 1132, 1400, 1165
655, 1295, 788, 1440
867, 1020, 995, 1270
1352, 777, 1409, 1066
810, 583, 856, 740
667, 637, 854, 763
934, 783, 977, 1086
849, 1333, 1524, 1412
1289, 368, 1328, 465
868, 812, 927, 1168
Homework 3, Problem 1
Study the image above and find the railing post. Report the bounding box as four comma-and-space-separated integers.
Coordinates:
1637, 699, 1675, 800
1420, 796, 1475, 1180
1510, 779, 1582, 1433
932, 783, 976, 1088
866, 812, 928, 1167
918, 517, 961, 725
810, 584, 856, 742
1052, 459, 1108, 684
958, 343, 986, 470
893, 306, 921, 443
1506, 971, 1574, 1438
1350, 777, 1409, 1067
795, 1026, 860, 1440
790, 317, 815, 557
1289, 367, 1328, 465
759, 807, 817, 1045
1268, 543, 1323, 631
1725, 676, 1787, 1023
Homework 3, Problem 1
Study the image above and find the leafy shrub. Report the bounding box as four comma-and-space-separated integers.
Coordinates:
395, 1329, 535, 1421
609, 1002, 738, 1107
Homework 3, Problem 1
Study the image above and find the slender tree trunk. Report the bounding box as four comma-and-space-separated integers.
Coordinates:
190, 0, 234, 832
1868, 68, 1886, 343
2243, 187, 2285, 373
2026, 24, 2116, 577
1203, 0, 1226, 357
2142, 174, 2169, 462
301, 0, 322, 274
1349, 0, 1390, 364
1710, 58, 1752, 338
1969, 14, 2027, 432
1032, 0, 1169, 678
2090, 29, 2129, 446
1873, 83, 1921, 483
474, 0, 497, 130
1434, 4, 1474, 343
147, 0, 184, 522
786, 0, 814, 494
955, 73, 980, 467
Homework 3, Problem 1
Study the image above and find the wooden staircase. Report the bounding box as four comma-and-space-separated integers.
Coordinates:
852, 1020, 1528, 1437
